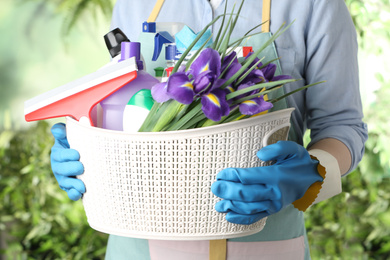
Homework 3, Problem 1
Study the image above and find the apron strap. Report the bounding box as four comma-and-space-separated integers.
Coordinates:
262, 0, 271, 32
209, 239, 227, 260
147, 0, 166, 23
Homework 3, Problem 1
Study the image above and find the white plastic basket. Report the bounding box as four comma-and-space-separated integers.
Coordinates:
66, 108, 294, 240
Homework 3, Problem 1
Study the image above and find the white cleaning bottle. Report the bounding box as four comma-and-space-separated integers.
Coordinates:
122, 89, 154, 132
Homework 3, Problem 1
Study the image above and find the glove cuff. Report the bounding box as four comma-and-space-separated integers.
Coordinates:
309, 149, 342, 204
291, 151, 327, 211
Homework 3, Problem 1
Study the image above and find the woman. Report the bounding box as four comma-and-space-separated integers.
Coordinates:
50, 0, 368, 259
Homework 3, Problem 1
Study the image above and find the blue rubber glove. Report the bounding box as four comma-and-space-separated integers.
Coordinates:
50, 123, 85, 201
211, 141, 323, 225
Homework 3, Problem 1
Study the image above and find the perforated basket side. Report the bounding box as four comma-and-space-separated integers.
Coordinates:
66, 108, 294, 240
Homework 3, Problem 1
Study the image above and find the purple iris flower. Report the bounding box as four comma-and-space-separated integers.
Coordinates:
188, 48, 221, 77
223, 62, 242, 82
245, 52, 292, 82
235, 52, 264, 85
239, 95, 273, 115
167, 72, 194, 105
151, 48, 231, 121
234, 81, 273, 115
151, 81, 170, 103
221, 51, 239, 73
201, 89, 230, 121
193, 70, 216, 95
261, 63, 293, 82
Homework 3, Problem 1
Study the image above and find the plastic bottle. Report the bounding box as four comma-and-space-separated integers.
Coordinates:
139, 22, 186, 76
165, 43, 179, 68
102, 28, 130, 66
122, 89, 154, 132
90, 28, 131, 127
100, 42, 159, 131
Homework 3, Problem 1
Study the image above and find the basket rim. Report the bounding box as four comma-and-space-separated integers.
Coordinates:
87, 219, 267, 240
66, 107, 294, 139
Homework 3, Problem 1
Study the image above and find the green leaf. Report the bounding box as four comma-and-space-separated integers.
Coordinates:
185, 33, 214, 71
235, 57, 264, 86
166, 102, 203, 131
219, 21, 294, 89
215, 3, 236, 51
231, 86, 282, 106
178, 112, 207, 130
151, 100, 185, 132
172, 14, 226, 73
139, 101, 169, 132
226, 79, 297, 100
269, 81, 326, 103
212, 0, 228, 49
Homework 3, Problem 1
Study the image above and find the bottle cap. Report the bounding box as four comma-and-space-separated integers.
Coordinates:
165, 44, 178, 61
120, 42, 140, 61
104, 28, 130, 58
119, 42, 144, 70
165, 67, 174, 77
127, 89, 154, 110
154, 67, 164, 77
143, 21, 156, 33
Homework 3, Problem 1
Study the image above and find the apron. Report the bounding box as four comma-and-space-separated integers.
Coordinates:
106, 0, 308, 259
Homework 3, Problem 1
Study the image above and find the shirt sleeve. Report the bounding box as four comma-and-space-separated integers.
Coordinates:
304, 0, 368, 174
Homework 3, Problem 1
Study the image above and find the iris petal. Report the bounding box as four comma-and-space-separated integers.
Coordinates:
167, 72, 194, 105
235, 82, 257, 100
239, 96, 273, 115
151, 82, 171, 103
245, 52, 263, 68
201, 89, 230, 121
190, 48, 221, 78
193, 70, 216, 95
221, 51, 239, 72
262, 63, 277, 81
212, 79, 228, 91
223, 62, 242, 81
242, 68, 265, 85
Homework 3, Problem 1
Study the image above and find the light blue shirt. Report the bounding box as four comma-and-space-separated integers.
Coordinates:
111, 0, 367, 173
107, 1, 368, 259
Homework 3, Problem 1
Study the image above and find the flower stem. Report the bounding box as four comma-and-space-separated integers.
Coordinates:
151, 100, 185, 132
165, 102, 203, 131
269, 81, 326, 103
226, 79, 297, 100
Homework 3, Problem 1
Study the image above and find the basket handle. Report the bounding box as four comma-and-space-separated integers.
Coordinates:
262, 122, 291, 147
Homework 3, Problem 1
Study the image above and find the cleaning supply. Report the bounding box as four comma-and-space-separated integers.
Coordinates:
100, 42, 159, 131
139, 21, 186, 75
154, 67, 164, 81
152, 31, 175, 62
165, 43, 179, 68
174, 25, 212, 54
93, 28, 131, 126
102, 28, 130, 66
122, 89, 154, 132
24, 58, 138, 126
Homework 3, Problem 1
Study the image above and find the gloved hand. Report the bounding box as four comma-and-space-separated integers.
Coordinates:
211, 141, 323, 225
50, 123, 85, 201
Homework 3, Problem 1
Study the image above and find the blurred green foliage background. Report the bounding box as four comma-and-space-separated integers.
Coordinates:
1, 0, 390, 259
